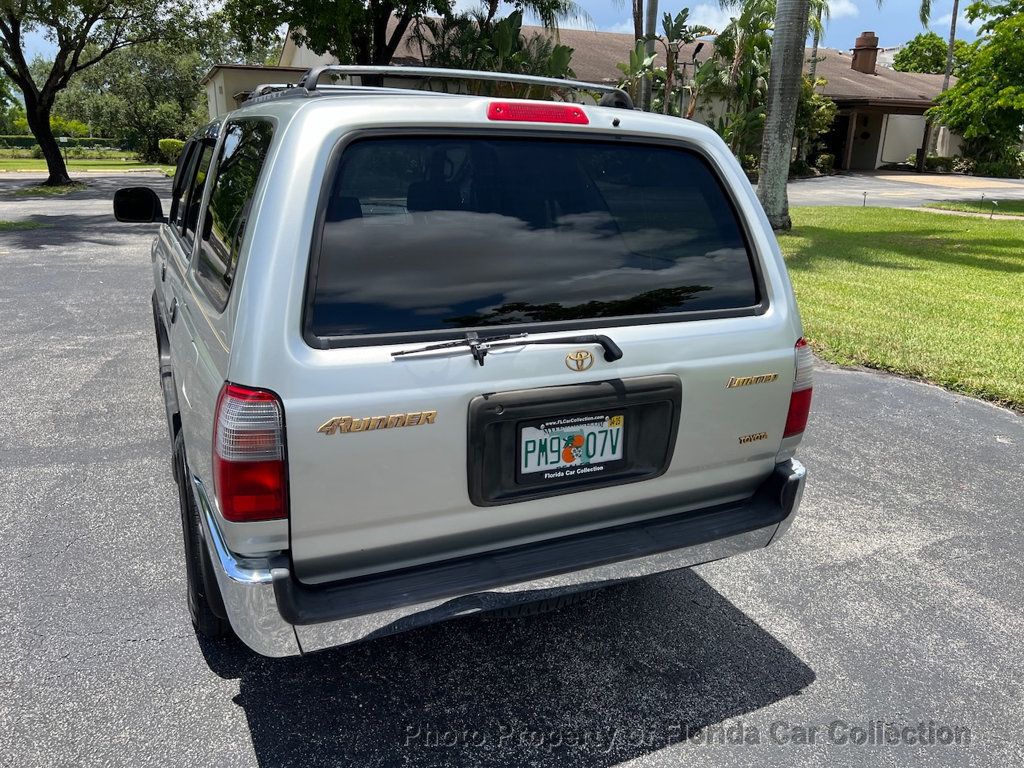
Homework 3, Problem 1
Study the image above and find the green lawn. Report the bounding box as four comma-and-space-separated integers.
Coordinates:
0, 219, 42, 231
923, 199, 1024, 217
0, 158, 172, 173
778, 207, 1024, 410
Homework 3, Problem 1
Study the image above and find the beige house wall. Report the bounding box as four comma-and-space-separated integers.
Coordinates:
203, 67, 309, 119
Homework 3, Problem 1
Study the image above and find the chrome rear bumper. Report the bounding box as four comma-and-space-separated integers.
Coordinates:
192, 460, 806, 657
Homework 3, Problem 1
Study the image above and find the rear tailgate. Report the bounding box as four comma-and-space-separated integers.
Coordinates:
278, 129, 798, 584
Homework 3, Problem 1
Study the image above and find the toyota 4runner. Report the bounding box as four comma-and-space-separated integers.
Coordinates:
114, 66, 811, 657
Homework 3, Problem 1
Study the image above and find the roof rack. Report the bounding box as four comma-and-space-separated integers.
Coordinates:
295, 65, 634, 110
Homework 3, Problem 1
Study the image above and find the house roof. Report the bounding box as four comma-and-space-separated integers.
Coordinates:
200, 64, 308, 86
397, 23, 951, 107
275, 21, 950, 109
807, 48, 948, 105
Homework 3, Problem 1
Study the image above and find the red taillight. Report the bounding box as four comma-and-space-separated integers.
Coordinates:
783, 338, 814, 438
213, 383, 287, 522
487, 102, 589, 125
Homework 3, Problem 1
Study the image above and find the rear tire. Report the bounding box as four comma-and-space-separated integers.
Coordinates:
173, 433, 231, 638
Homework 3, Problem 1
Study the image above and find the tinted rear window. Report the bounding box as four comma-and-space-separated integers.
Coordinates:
308, 137, 758, 339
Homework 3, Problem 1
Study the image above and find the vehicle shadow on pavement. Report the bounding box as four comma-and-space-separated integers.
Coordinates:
0, 214, 156, 251
199, 569, 814, 767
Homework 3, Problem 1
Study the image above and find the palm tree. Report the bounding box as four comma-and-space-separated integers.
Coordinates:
482, 0, 590, 30
918, 0, 958, 91
697, 0, 774, 155
806, 0, 829, 83
918, 0, 958, 157
756, 0, 810, 230
722, 0, 826, 228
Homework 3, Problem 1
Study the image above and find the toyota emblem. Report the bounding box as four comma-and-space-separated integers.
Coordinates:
565, 350, 594, 372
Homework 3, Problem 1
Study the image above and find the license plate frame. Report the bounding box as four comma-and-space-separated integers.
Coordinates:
467, 375, 681, 506
516, 411, 627, 486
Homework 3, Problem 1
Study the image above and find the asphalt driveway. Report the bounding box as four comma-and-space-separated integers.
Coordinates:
789, 170, 1024, 208
2, 174, 1022, 767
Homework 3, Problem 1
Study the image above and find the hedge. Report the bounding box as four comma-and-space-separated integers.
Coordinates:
158, 138, 185, 164
0, 135, 124, 149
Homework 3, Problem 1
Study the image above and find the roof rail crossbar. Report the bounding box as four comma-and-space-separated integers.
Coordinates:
296, 65, 634, 110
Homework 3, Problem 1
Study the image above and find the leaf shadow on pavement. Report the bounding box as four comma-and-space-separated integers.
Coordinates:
199, 569, 814, 767
0, 174, 168, 201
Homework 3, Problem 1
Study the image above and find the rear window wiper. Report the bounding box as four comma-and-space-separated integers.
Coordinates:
391, 331, 622, 366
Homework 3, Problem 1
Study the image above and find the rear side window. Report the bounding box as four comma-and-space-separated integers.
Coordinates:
181, 145, 214, 249
195, 120, 275, 311
168, 141, 195, 226
307, 137, 759, 340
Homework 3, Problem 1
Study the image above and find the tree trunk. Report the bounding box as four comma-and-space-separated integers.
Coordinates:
640, 0, 658, 111
757, 0, 811, 231
926, 0, 959, 156
942, 0, 958, 92
24, 98, 72, 186
807, 12, 820, 83
633, 0, 644, 42
663, 45, 675, 115
801, 8, 822, 160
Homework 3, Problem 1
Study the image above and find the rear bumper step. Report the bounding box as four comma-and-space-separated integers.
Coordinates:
192, 460, 806, 657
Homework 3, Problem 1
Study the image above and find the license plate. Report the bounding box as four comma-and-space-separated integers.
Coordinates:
519, 413, 625, 481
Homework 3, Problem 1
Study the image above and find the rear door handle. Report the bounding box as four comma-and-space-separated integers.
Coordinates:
169, 297, 178, 324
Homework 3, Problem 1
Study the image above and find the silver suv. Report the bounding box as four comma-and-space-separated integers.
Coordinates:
114, 67, 811, 657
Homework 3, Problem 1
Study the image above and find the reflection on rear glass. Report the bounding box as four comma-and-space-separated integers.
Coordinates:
310, 138, 758, 337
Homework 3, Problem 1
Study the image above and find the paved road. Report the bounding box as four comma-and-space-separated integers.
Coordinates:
789, 170, 1024, 208
2, 174, 1022, 767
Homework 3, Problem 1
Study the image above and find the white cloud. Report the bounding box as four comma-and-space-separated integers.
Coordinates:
451, 0, 483, 12
931, 11, 978, 31
828, 0, 859, 20
687, 3, 736, 34
603, 4, 730, 36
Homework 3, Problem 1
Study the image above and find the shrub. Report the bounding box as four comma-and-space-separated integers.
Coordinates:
924, 156, 955, 172
953, 156, 976, 175
815, 153, 835, 174
973, 156, 1023, 179
158, 138, 185, 164
50, 116, 90, 138
789, 159, 814, 178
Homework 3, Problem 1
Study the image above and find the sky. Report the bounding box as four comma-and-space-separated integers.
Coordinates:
539, 0, 981, 49
21, 0, 979, 64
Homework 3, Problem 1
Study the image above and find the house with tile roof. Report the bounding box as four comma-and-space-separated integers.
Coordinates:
202, 24, 959, 171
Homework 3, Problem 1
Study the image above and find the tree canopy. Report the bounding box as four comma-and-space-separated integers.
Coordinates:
47, 12, 280, 160
930, 1, 1024, 175
0, 0, 184, 183
410, 10, 575, 90
222, 0, 584, 67
892, 31, 975, 76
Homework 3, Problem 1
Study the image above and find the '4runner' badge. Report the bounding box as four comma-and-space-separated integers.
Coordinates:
317, 411, 437, 435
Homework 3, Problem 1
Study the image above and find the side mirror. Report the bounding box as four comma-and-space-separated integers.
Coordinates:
113, 187, 165, 223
